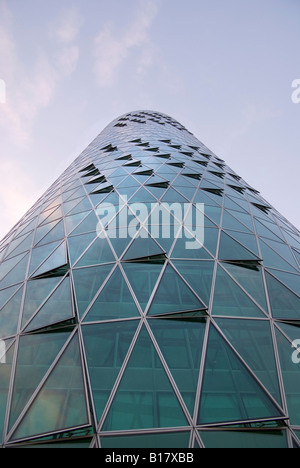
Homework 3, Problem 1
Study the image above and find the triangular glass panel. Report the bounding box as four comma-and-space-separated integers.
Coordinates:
215, 319, 282, 405
116, 154, 132, 161
82, 320, 139, 423
0, 253, 29, 290
29, 241, 61, 275
292, 248, 300, 266
209, 171, 224, 180
150, 318, 206, 414
212, 266, 265, 318
204, 205, 222, 226
34, 220, 60, 246
0, 252, 27, 282
8, 331, 71, 432
222, 210, 251, 233
265, 272, 300, 320
0, 284, 20, 310
79, 163, 95, 173
22, 277, 62, 328
129, 187, 156, 203
224, 230, 259, 256
222, 262, 268, 311
224, 195, 248, 213
134, 169, 153, 177
198, 325, 283, 425
255, 218, 283, 243
171, 229, 215, 260
275, 322, 300, 344
101, 431, 191, 449
199, 428, 288, 448
4, 232, 32, 260
36, 221, 65, 247
260, 238, 299, 271
148, 265, 206, 316
76, 236, 115, 267
5, 232, 34, 260
122, 262, 164, 311
260, 240, 298, 273
12, 334, 89, 440
124, 160, 141, 167
65, 212, 89, 236
275, 328, 300, 425
72, 265, 114, 317
102, 326, 188, 431
85, 175, 106, 185
0, 287, 23, 339
144, 185, 168, 200
25, 277, 74, 332
67, 233, 95, 266
123, 234, 165, 261
84, 267, 140, 322
92, 185, 114, 195
201, 188, 223, 197
67, 198, 93, 216
193, 190, 220, 207
251, 202, 271, 214
0, 342, 15, 438
161, 188, 188, 203
71, 211, 99, 236
40, 206, 63, 226
63, 197, 85, 215
266, 268, 300, 297
182, 172, 202, 181
146, 181, 169, 189
31, 242, 67, 278
219, 232, 261, 262
172, 260, 214, 306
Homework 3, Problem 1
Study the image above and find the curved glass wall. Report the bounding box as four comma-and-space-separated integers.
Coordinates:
0, 111, 299, 448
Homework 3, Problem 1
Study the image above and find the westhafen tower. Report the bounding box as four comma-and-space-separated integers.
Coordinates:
0, 111, 300, 448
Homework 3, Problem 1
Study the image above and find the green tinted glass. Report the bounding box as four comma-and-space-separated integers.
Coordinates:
102, 326, 187, 431
198, 325, 282, 424
150, 318, 206, 414
84, 267, 140, 322
148, 265, 205, 316
12, 334, 88, 440
9, 331, 71, 431
82, 320, 139, 421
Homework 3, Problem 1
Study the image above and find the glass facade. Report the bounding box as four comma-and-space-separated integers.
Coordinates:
0, 110, 300, 448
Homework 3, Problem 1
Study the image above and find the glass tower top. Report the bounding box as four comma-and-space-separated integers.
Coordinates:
0, 110, 300, 448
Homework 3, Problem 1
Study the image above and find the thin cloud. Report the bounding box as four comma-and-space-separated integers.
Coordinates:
93, 0, 159, 88
0, 3, 81, 147
53, 7, 83, 44
0, 2, 82, 239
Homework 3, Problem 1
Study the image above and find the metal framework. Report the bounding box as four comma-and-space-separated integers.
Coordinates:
0, 111, 300, 448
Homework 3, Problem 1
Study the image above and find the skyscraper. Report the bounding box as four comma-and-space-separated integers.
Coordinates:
0, 110, 300, 448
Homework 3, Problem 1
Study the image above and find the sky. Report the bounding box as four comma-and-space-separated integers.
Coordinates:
0, 0, 300, 240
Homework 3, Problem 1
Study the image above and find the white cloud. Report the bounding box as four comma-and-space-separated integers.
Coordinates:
0, 2, 82, 239
53, 7, 82, 44
93, 0, 159, 87
0, 159, 38, 240
0, 3, 81, 147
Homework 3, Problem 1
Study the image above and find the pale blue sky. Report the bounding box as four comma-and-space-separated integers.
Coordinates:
0, 0, 300, 240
